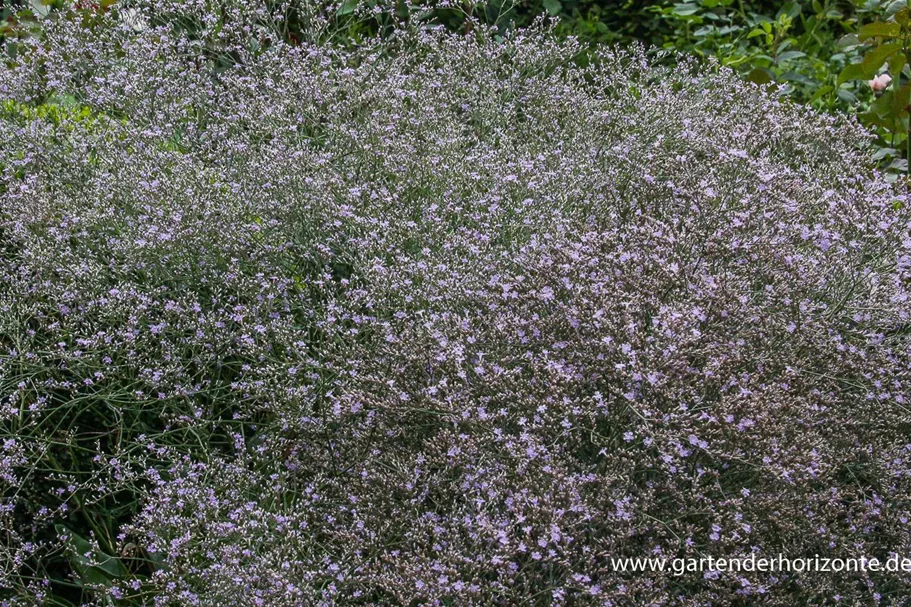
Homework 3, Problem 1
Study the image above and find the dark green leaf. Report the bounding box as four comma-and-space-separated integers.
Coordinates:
862, 41, 903, 75
870, 90, 896, 118
892, 81, 911, 114
56, 525, 128, 586
745, 67, 774, 85
837, 62, 868, 86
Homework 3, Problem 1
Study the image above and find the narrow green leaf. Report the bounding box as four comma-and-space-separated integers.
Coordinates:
890, 53, 907, 79
777, 50, 806, 63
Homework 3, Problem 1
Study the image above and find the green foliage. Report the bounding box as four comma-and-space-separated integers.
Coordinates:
837, 2, 911, 172
646, 2, 864, 109
541, 0, 911, 174
1, 96, 98, 127
56, 525, 128, 588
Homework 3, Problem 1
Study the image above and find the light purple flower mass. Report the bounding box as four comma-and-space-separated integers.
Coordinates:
0, 1, 910, 605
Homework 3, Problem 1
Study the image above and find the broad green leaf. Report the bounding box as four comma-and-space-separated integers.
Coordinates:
836, 88, 858, 103
336, 0, 358, 16
869, 89, 896, 118
809, 84, 833, 103
892, 81, 911, 114
837, 62, 869, 86
888, 157, 908, 171
543, 0, 561, 16
859, 107, 892, 129
861, 41, 903, 74
872, 146, 899, 160
858, 21, 902, 41
56, 525, 128, 586
837, 33, 860, 48
745, 67, 774, 85
28, 0, 50, 17
147, 550, 168, 572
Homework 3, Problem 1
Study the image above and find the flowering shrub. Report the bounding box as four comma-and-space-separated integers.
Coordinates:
2, 2, 911, 605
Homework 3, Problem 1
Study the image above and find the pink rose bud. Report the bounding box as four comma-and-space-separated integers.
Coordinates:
869, 73, 893, 92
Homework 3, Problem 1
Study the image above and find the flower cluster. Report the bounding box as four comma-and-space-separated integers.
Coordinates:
1, 2, 911, 605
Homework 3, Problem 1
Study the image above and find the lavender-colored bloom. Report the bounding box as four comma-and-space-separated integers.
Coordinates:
1, 2, 910, 605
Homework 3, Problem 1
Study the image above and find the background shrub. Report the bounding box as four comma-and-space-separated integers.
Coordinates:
2, 2, 911, 605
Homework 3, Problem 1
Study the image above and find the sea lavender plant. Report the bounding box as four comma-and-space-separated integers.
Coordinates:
1, 2, 911, 605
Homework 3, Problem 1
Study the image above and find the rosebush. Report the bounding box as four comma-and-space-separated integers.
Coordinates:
2, 2, 911, 605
